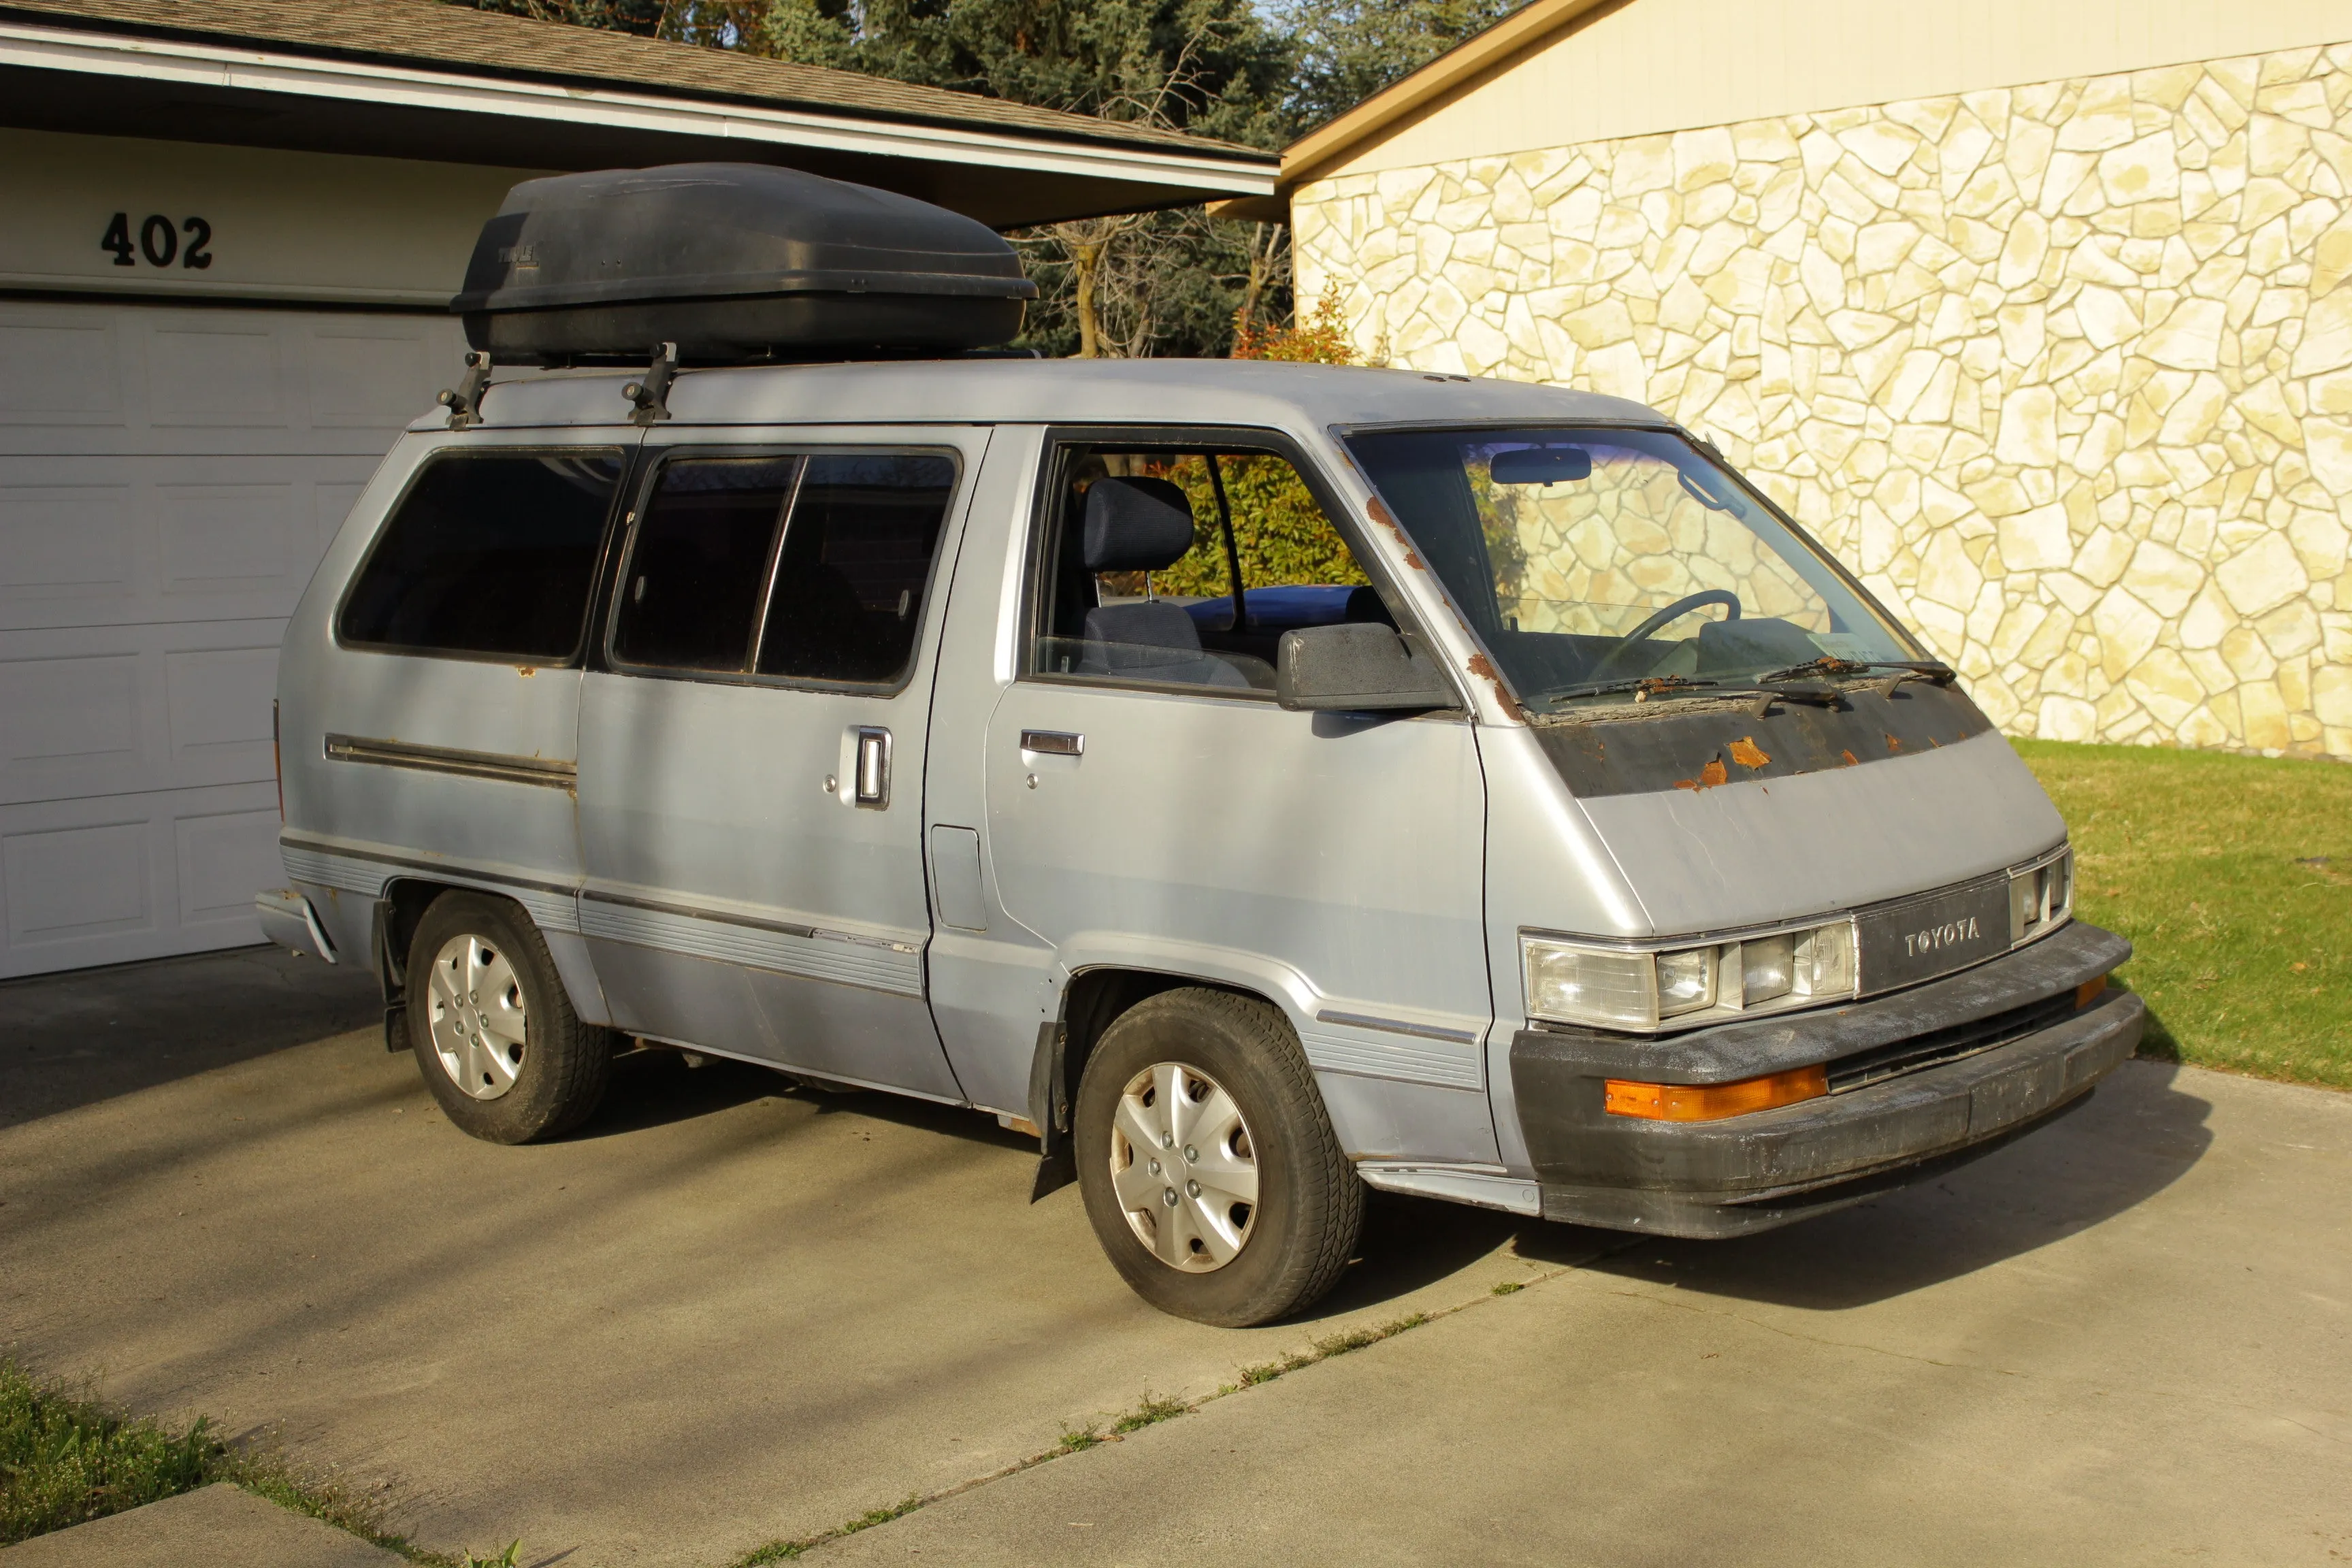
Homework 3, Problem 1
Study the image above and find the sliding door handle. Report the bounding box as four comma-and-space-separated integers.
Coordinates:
854, 726, 891, 807
1019, 730, 1083, 757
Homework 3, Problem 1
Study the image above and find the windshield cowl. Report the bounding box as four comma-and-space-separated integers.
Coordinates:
1526, 677, 1994, 798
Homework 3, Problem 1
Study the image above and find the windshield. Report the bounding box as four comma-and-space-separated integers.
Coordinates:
1345, 427, 1918, 709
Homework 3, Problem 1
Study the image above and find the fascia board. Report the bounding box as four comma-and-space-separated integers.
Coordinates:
1277, 0, 1616, 191
0, 21, 1280, 196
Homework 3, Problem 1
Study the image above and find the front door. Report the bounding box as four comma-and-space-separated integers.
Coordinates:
977, 433, 1497, 1161
573, 429, 986, 1098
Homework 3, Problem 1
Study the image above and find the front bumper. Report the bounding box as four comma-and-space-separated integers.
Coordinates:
1509, 921, 2140, 1237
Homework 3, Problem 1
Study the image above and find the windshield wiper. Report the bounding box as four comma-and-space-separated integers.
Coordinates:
1759, 658, 1957, 691
1536, 673, 1842, 717
1754, 657, 1957, 698
1536, 674, 1720, 706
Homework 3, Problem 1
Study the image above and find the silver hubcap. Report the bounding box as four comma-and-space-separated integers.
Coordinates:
425, 934, 527, 1101
1110, 1062, 1258, 1273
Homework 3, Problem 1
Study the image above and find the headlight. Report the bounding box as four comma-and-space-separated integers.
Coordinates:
2008, 847, 2073, 944
1521, 918, 1859, 1033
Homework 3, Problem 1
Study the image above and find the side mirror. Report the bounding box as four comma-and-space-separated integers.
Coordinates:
1276, 623, 1456, 713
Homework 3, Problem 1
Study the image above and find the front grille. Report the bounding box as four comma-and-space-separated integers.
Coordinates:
1827, 991, 2078, 1094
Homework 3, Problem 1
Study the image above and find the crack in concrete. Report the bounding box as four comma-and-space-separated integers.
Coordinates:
740, 1233, 1652, 1564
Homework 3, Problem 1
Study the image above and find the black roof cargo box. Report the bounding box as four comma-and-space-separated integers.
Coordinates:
451, 163, 1038, 364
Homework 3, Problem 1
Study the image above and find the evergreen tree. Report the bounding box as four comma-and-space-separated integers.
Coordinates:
1275, 0, 1524, 131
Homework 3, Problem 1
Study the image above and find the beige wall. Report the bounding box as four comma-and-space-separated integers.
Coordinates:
1296, 41, 2352, 757
1343, 0, 2352, 176
0, 129, 542, 307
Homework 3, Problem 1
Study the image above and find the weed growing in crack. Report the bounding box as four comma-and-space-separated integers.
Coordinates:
1237, 1311, 1432, 1387
734, 1495, 923, 1565
1110, 1393, 1188, 1435
845, 1497, 921, 1533
1492, 1280, 1525, 1295
1057, 1422, 1104, 1454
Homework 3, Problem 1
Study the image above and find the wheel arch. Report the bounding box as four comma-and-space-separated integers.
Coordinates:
1030, 964, 1307, 1199
370, 877, 610, 1045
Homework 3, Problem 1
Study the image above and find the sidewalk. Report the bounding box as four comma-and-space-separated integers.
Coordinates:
0, 1487, 402, 1568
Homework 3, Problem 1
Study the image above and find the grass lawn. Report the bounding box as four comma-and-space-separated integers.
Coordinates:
0, 1360, 472, 1561
2015, 740, 2352, 1091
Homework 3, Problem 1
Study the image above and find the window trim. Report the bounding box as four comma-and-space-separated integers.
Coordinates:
1017, 425, 1463, 710
597, 442, 966, 698
333, 443, 631, 667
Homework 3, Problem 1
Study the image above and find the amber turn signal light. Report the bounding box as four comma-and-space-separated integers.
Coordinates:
1603, 1064, 1828, 1122
2076, 975, 2108, 1009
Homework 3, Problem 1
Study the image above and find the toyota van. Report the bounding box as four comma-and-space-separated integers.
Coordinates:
258, 165, 2142, 1326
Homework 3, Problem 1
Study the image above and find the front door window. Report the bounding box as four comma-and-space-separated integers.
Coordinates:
1032, 444, 1399, 693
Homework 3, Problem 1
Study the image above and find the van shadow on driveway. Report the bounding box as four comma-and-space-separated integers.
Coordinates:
1520, 1060, 2216, 1310
581, 1053, 1547, 1319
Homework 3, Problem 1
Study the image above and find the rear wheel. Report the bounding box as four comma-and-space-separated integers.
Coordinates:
405, 892, 610, 1143
1075, 988, 1362, 1326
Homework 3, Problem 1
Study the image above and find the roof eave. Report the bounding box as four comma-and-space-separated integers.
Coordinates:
0, 16, 1279, 198
0, 2, 1277, 171
1275, 0, 1618, 197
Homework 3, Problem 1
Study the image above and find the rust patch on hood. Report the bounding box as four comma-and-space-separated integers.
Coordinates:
1527, 683, 1993, 798
1675, 757, 1730, 791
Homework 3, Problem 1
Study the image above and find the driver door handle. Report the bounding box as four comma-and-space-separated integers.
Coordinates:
1020, 730, 1083, 757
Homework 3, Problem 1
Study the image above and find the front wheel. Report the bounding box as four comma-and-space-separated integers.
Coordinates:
405, 892, 610, 1144
1075, 988, 1363, 1326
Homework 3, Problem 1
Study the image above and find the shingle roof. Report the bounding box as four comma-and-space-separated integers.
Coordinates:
0, 0, 1271, 163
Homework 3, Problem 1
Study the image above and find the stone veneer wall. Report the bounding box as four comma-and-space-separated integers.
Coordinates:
1294, 43, 2352, 757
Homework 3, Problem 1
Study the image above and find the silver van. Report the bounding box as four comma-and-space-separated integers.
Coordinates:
259, 169, 2142, 1327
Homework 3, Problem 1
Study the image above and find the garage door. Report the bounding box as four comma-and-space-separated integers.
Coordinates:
0, 299, 465, 977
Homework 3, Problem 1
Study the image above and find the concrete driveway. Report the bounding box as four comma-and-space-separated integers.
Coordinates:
3, 949, 2347, 1566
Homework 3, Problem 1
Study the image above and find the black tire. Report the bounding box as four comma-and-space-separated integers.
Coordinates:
405, 892, 611, 1144
1075, 987, 1363, 1327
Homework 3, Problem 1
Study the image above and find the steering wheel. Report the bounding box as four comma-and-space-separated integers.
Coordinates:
1584, 589, 1742, 683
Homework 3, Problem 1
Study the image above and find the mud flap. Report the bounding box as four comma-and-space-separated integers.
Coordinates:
1028, 1021, 1076, 1201
374, 898, 408, 1054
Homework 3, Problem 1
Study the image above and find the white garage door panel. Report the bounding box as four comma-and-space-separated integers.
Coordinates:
0, 316, 122, 424
0, 300, 462, 975
0, 456, 382, 632
0, 783, 283, 975
0, 303, 466, 456
0, 619, 289, 804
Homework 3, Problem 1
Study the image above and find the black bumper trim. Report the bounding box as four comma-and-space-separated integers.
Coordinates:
1512, 933, 2144, 1240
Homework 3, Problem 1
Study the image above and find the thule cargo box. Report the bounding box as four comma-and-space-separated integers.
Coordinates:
451, 163, 1038, 364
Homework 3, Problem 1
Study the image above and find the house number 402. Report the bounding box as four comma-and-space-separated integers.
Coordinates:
101, 212, 213, 270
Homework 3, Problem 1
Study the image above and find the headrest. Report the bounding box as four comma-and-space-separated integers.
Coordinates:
1082, 476, 1197, 574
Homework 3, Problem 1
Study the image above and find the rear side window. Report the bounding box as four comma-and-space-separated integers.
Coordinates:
610, 451, 957, 687
612, 457, 794, 672
340, 451, 623, 659
757, 455, 956, 683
